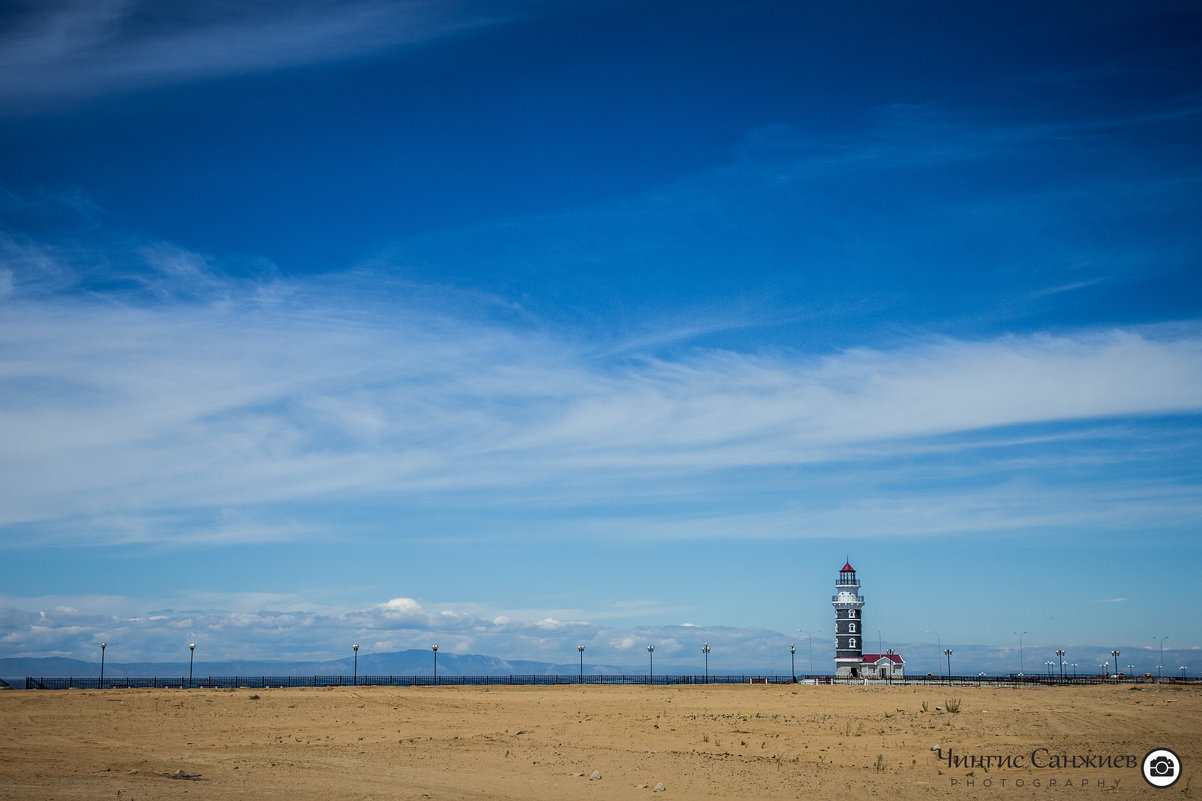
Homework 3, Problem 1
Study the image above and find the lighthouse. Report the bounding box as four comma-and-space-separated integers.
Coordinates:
832, 560, 865, 678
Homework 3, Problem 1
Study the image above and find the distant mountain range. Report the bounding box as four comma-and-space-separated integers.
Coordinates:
1, 649, 667, 684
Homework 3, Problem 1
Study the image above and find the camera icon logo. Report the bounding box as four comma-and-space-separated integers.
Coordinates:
1142, 748, 1181, 788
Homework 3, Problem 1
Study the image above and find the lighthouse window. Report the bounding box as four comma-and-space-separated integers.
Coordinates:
849, 610, 856, 618
849, 638, 856, 648
849, 623, 856, 633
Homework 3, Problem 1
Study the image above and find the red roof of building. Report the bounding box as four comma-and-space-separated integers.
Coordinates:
841, 561, 855, 572
861, 653, 904, 665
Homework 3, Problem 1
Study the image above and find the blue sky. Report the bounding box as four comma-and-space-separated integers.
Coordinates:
1, 0, 1201, 676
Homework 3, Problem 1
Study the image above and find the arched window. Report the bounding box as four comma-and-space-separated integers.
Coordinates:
849, 638, 856, 649
849, 609, 856, 618
849, 623, 856, 633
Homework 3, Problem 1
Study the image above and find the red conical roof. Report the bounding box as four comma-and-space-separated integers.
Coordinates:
841, 561, 855, 572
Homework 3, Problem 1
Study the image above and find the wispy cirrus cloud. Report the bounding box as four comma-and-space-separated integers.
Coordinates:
379, 97, 1202, 345
0, 0, 539, 111
2, 227, 1202, 547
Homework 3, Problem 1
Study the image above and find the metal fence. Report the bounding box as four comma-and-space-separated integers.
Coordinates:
25, 674, 793, 690
23, 673, 1200, 690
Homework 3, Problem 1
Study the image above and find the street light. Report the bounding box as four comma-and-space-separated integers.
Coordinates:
189, 643, 195, 688
1045, 660, 1054, 678
927, 630, 941, 677
1014, 631, 1027, 677
353, 644, 359, 686
702, 642, 710, 684
799, 629, 818, 676
1159, 636, 1170, 681
99, 642, 106, 689
790, 644, 796, 681
1110, 650, 1120, 682
1181, 666, 1189, 680
578, 644, 585, 684
1071, 663, 1078, 678
1055, 649, 1066, 683
943, 649, 953, 683
647, 645, 654, 684
432, 644, 438, 685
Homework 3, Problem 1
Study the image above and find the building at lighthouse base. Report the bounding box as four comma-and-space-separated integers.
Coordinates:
835, 651, 905, 679
862, 651, 905, 679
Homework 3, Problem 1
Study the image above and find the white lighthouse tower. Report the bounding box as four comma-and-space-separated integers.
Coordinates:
832, 560, 865, 678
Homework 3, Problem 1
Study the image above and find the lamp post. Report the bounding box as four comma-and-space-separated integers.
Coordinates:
702, 642, 710, 684
1015, 631, 1027, 677
1055, 649, 1066, 683
943, 649, 953, 684
927, 630, 941, 677
1100, 661, 1108, 678
1045, 660, 1054, 678
799, 629, 817, 677
99, 642, 106, 689
189, 643, 195, 688
1158, 636, 1169, 681
1181, 666, 1189, 680
1127, 664, 1134, 678
432, 644, 438, 685
877, 628, 885, 684
1071, 663, 1078, 678
1110, 650, 1120, 682
578, 644, 585, 684
353, 644, 359, 686
647, 645, 654, 684
790, 644, 796, 682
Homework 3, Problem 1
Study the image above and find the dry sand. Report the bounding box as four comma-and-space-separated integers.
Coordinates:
1, 683, 1198, 799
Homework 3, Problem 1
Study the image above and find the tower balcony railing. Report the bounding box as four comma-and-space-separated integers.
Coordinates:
835, 578, 860, 587
832, 594, 865, 603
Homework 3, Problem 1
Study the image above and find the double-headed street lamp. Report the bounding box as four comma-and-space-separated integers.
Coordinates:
943, 649, 953, 683
790, 644, 796, 681
927, 630, 942, 678
647, 645, 655, 684
799, 629, 818, 676
1110, 650, 1121, 682
189, 643, 195, 688
1055, 649, 1065, 682
353, 644, 359, 686
702, 642, 710, 683
99, 642, 106, 689
432, 644, 438, 685
578, 644, 585, 684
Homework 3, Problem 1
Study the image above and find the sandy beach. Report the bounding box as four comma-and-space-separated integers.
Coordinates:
2, 683, 1197, 799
